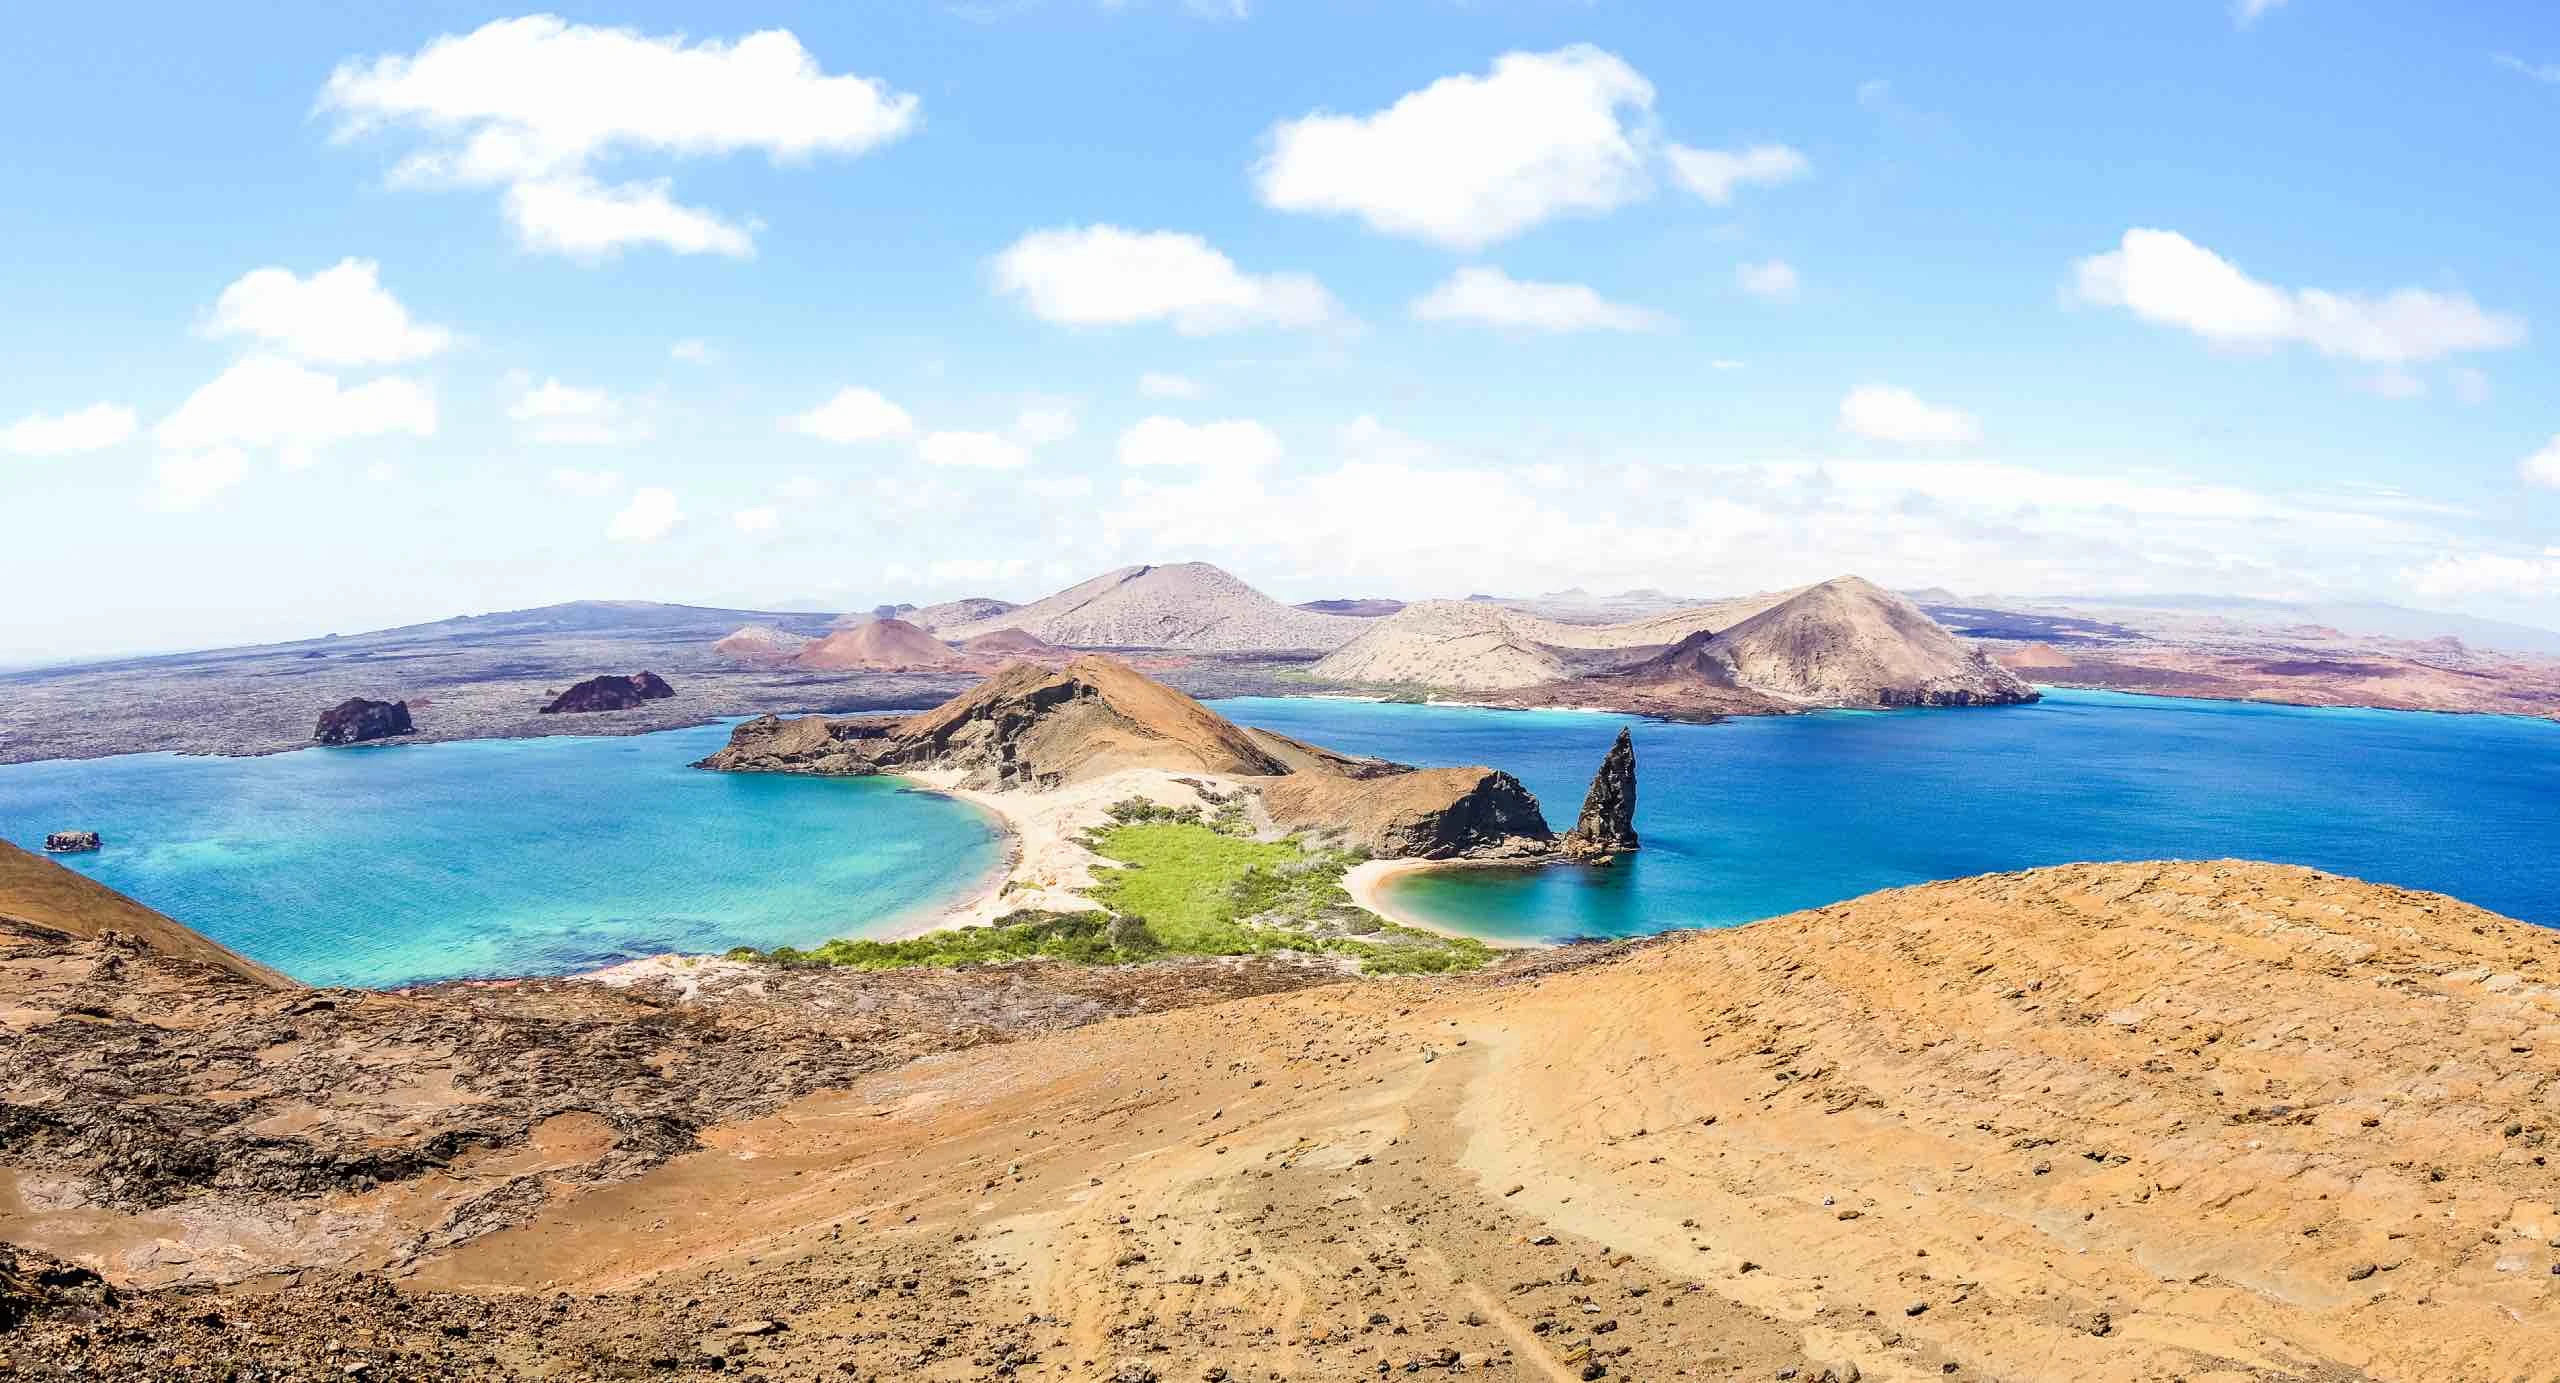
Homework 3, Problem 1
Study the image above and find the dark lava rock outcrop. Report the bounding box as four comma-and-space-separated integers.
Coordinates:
1560, 727, 1638, 861
314, 696, 413, 745
42, 830, 101, 854
540, 671, 676, 714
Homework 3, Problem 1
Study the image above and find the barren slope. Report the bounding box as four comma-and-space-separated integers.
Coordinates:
14, 860, 2560, 1379
1310, 600, 1582, 689
0, 840, 289, 987
792, 617, 966, 672
1709, 575, 2037, 706
940, 562, 1370, 652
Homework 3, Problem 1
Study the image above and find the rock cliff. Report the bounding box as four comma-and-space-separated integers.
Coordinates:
540, 671, 675, 714
313, 697, 412, 745
1261, 767, 1554, 860
1559, 727, 1638, 861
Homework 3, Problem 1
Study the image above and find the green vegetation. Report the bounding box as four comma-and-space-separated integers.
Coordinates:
727, 810, 1492, 976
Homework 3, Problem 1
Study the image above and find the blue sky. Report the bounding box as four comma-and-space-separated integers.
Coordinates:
5, 1, 2559, 659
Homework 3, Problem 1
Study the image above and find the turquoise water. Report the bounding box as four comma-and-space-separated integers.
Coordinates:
0, 722, 1005, 988
1210, 691, 2560, 942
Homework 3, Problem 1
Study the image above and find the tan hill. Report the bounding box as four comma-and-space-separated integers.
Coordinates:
1997, 640, 2077, 669
1309, 600, 1580, 689
792, 617, 966, 672
710, 623, 811, 662
955, 627, 1073, 661
909, 596, 1019, 631
20, 860, 2555, 1380
876, 656, 1294, 788
0, 839, 290, 987
939, 562, 1371, 652
1702, 575, 2038, 706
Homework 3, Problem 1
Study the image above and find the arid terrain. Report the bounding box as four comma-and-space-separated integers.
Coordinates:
8, 853, 2559, 1379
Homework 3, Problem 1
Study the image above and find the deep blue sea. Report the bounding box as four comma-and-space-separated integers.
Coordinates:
1210, 690, 2560, 943
0, 721, 1005, 988
2, 691, 2552, 985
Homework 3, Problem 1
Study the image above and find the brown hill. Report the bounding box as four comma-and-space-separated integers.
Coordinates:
1997, 640, 2077, 670
1703, 575, 2037, 707
909, 596, 1019, 631
939, 562, 1371, 652
1310, 600, 1577, 689
874, 656, 1293, 789
0, 839, 290, 987
792, 618, 966, 672
21, 861, 2551, 1379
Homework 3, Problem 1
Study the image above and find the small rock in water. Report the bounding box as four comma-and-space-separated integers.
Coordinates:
44, 830, 102, 853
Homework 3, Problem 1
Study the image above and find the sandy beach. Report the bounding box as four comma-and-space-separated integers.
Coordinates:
1342, 856, 1551, 947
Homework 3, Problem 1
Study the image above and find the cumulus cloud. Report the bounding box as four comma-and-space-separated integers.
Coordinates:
2, 403, 137, 456
2404, 550, 2560, 600
2522, 436, 2560, 489
606, 486, 683, 540
318, 17, 918, 257
146, 448, 249, 512
783, 386, 915, 443
1735, 258, 1800, 302
547, 466, 625, 498
991, 226, 1336, 333
1409, 266, 1669, 332
919, 431, 1029, 470
2070, 228, 2526, 366
1118, 415, 1284, 471
732, 505, 780, 533
1839, 385, 1982, 445
207, 259, 451, 365
155, 356, 435, 465
1253, 46, 1655, 250
1139, 371, 1201, 399
503, 176, 754, 259
509, 377, 650, 445
1666, 144, 1810, 205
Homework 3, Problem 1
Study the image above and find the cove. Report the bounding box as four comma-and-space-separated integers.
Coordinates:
1211, 690, 2560, 943
0, 721, 1005, 988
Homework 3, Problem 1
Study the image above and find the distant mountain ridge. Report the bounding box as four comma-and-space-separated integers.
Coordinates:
940, 563, 1372, 652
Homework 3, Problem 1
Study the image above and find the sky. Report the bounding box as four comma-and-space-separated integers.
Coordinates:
5, 1, 2560, 660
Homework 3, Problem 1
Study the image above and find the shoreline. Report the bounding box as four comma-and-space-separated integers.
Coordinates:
1342, 856, 1552, 949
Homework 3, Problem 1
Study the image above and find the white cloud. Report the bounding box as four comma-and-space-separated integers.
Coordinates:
783, 387, 915, 443
1253, 45, 1655, 250
2, 403, 138, 456
146, 448, 249, 512
776, 474, 831, 502
991, 226, 1336, 333
2352, 370, 2428, 401
1735, 258, 1800, 302
606, 486, 683, 540
1410, 266, 1670, 332
503, 176, 755, 259
508, 377, 650, 445
670, 338, 713, 363
1139, 371, 1201, 399
2070, 228, 2526, 366
1666, 144, 1810, 206
207, 259, 452, 365
1118, 416, 1284, 471
732, 505, 780, 533
2234, 0, 2288, 26
548, 466, 625, 498
2521, 436, 2560, 489
2404, 551, 2560, 600
1011, 406, 1078, 447
919, 430, 1029, 470
2496, 54, 2560, 84
1839, 385, 1982, 445
155, 356, 435, 464
319, 16, 918, 257
1026, 472, 1095, 500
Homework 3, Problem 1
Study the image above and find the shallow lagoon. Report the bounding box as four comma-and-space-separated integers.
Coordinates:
0, 721, 1005, 987
1213, 690, 2560, 943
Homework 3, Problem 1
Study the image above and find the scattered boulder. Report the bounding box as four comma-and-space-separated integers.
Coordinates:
314, 697, 413, 746
541, 671, 676, 715
0, 1243, 115, 1332
43, 831, 102, 854
1560, 727, 1639, 862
